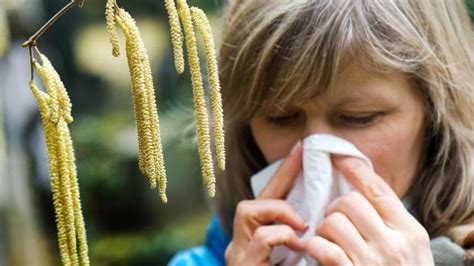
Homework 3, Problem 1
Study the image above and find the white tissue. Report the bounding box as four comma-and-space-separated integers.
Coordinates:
250, 134, 373, 266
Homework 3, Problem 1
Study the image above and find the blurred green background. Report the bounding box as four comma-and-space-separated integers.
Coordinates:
0, 0, 224, 265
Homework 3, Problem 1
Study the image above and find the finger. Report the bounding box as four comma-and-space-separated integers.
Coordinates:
244, 225, 306, 264
325, 191, 386, 240
224, 242, 236, 263
258, 140, 302, 199
233, 199, 308, 244
316, 212, 370, 264
332, 156, 412, 228
305, 236, 353, 266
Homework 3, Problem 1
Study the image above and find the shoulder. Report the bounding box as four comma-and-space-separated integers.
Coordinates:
168, 246, 222, 266
447, 224, 474, 265
431, 223, 474, 265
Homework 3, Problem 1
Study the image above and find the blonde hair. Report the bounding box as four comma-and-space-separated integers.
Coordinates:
215, 0, 474, 237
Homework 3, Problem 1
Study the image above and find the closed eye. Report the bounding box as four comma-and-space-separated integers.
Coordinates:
264, 112, 301, 126
338, 112, 383, 127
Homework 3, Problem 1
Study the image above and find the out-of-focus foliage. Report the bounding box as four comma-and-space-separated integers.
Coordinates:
90, 212, 210, 265
468, 0, 474, 21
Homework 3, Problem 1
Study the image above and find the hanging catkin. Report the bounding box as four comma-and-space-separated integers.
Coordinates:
164, 0, 225, 197
190, 7, 225, 171
106, 0, 167, 202
106, 0, 225, 200
105, 0, 120, 57
175, 0, 216, 197
30, 50, 89, 266
164, 0, 185, 74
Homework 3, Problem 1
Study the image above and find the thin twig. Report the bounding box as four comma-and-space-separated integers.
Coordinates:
22, 0, 82, 47
23, 0, 85, 81
28, 45, 34, 81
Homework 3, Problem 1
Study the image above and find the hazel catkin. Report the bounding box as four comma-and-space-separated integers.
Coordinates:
106, 0, 226, 201
164, 0, 185, 74
30, 51, 89, 266
110, 3, 167, 202
190, 7, 225, 171
106, 0, 120, 57
176, 0, 216, 197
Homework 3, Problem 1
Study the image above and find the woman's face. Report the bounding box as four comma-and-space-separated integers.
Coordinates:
250, 63, 426, 197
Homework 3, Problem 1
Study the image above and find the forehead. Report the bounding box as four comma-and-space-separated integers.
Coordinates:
262, 63, 415, 110
325, 63, 411, 102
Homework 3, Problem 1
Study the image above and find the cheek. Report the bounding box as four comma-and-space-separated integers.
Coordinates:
250, 119, 301, 163
350, 116, 425, 197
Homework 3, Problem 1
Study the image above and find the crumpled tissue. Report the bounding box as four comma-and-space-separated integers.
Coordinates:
250, 134, 373, 265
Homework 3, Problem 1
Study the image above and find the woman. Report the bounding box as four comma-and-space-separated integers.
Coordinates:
170, 0, 474, 264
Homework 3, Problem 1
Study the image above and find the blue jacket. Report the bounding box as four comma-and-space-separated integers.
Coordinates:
168, 215, 469, 265
168, 216, 230, 266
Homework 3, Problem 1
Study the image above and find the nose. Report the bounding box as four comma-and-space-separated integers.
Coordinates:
303, 114, 335, 138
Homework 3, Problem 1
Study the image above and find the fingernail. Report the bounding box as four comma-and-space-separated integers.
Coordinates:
302, 223, 309, 231
290, 140, 301, 155
296, 217, 308, 230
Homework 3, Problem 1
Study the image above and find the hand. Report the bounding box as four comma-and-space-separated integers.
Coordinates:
305, 156, 434, 265
225, 141, 308, 266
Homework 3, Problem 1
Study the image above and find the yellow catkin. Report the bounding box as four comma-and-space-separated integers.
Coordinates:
115, 8, 167, 202
39, 59, 78, 266
133, 10, 167, 201
40, 53, 73, 123
190, 7, 226, 171
176, 0, 215, 197
31, 51, 89, 265
33, 61, 60, 123
115, 14, 148, 176
29, 80, 50, 118
118, 10, 156, 189
107, 1, 224, 200
106, 0, 120, 57
48, 124, 73, 266
62, 120, 89, 266
141, 38, 167, 202
164, 0, 185, 74
42, 62, 78, 265
56, 119, 79, 266
29, 81, 71, 265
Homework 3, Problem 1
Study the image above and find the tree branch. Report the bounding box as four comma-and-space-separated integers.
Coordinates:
23, 0, 85, 81
22, 0, 84, 47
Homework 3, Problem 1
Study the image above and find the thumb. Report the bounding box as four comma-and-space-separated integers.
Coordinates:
257, 140, 302, 199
